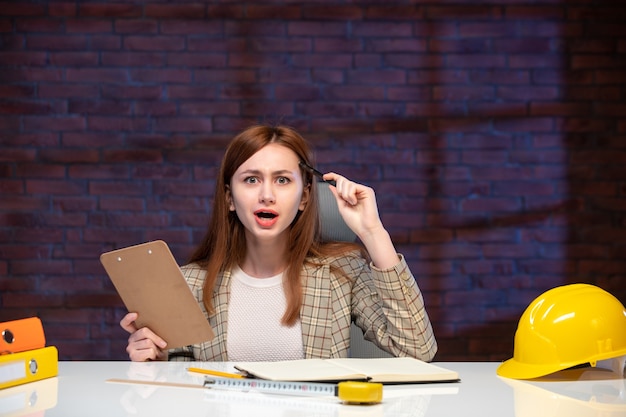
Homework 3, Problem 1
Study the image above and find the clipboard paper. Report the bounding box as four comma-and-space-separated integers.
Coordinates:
100, 240, 214, 349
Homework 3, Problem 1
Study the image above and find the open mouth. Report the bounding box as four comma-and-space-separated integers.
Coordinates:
255, 211, 277, 219
253, 209, 279, 227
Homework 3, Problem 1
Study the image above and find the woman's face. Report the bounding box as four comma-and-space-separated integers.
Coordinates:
227, 143, 309, 243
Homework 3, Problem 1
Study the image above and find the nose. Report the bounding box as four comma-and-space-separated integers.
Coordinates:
259, 183, 275, 204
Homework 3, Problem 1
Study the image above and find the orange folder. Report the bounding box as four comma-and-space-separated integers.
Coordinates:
0, 317, 46, 355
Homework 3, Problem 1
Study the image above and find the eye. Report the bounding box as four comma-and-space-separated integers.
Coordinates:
276, 176, 291, 185
244, 176, 259, 184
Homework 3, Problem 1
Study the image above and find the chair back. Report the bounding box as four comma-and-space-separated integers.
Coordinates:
317, 182, 356, 242
316, 182, 392, 358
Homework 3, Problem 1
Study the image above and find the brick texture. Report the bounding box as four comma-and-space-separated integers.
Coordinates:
1, 0, 626, 361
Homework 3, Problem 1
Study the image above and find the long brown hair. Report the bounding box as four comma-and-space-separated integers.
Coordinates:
189, 125, 361, 325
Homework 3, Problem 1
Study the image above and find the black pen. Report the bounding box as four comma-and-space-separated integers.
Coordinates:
299, 161, 336, 187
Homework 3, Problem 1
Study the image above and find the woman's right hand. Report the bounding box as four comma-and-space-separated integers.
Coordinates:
120, 312, 168, 362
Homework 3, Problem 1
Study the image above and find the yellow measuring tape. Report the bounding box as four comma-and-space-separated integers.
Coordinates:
337, 381, 383, 404
203, 378, 383, 404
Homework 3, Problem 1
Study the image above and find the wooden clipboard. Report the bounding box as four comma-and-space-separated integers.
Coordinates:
100, 240, 214, 349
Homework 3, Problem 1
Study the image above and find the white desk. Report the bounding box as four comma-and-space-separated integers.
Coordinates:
1, 361, 624, 417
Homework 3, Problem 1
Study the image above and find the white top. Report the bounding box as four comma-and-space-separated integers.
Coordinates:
226, 267, 304, 361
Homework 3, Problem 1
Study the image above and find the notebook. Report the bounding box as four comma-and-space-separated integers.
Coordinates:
234, 357, 460, 384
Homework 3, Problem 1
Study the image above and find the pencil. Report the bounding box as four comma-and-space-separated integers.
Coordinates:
299, 161, 337, 187
187, 367, 246, 379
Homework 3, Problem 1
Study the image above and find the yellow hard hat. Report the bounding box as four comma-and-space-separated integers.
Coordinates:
497, 283, 626, 379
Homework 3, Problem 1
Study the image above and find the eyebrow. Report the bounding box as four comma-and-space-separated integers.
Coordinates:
238, 169, 295, 177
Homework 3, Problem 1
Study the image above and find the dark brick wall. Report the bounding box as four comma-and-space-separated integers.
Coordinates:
1, 1, 625, 361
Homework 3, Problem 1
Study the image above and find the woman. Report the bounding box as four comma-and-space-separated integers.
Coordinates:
121, 125, 437, 362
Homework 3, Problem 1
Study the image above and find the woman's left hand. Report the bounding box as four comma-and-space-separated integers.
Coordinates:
323, 172, 400, 269
323, 172, 385, 240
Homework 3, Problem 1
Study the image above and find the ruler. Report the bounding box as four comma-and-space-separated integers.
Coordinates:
203, 378, 383, 404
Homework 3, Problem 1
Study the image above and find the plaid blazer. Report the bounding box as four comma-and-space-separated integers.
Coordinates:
168, 253, 437, 362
